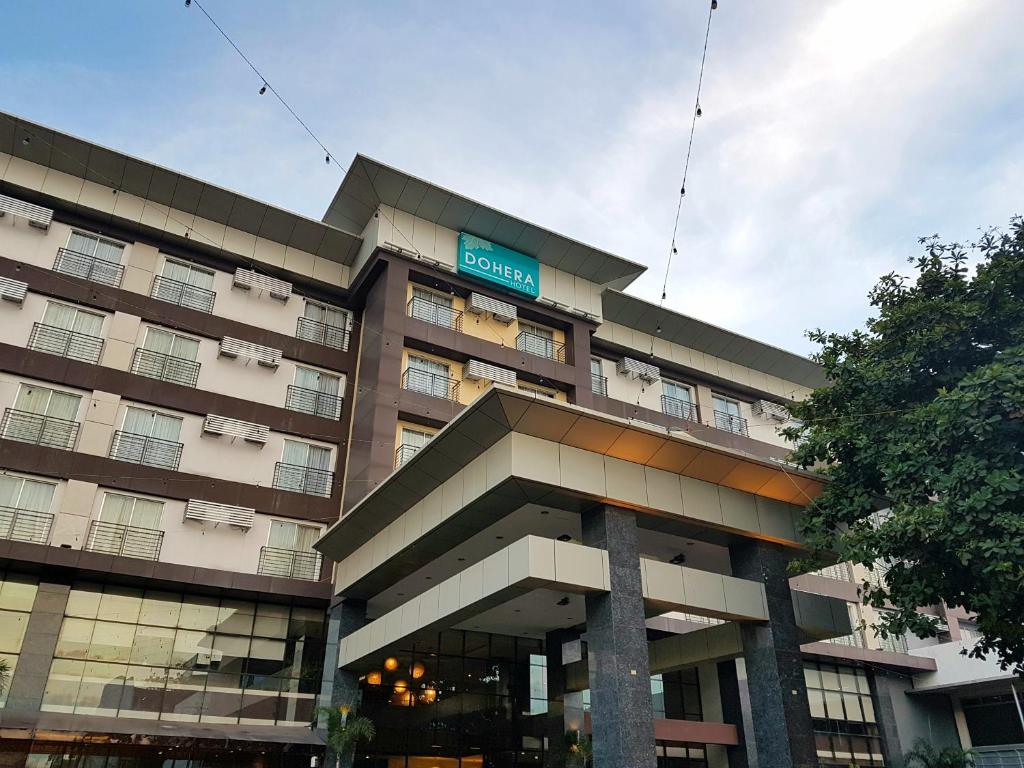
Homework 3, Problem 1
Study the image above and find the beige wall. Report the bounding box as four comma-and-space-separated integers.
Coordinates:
0, 153, 350, 290
360, 205, 604, 319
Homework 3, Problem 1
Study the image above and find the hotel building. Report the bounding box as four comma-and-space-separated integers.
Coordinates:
0, 112, 1019, 768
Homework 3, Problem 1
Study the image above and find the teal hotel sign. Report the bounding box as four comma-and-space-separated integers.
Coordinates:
457, 233, 539, 299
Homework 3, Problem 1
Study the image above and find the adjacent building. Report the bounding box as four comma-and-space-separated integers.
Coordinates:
0, 111, 1019, 768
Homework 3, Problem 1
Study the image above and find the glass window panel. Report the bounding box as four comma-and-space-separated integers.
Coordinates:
120, 665, 167, 719
68, 232, 99, 256
0, 574, 38, 611
17, 479, 56, 513
169, 334, 199, 361
0, 609, 29, 653
171, 629, 209, 668
98, 588, 143, 624
42, 658, 85, 712
75, 661, 128, 716
200, 687, 244, 723
42, 302, 77, 330
217, 600, 255, 636
92, 238, 124, 264
178, 596, 220, 631
46, 390, 82, 421
162, 668, 205, 722
819, 664, 841, 691
289, 606, 326, 640
66, 585, 102, 619
55, 618, 95, 659
130, 625, 175, 667
140, 591, 181, 627
239, 689, 279, 723
861, 695, 876, 723
844, 692, 865, 722
839, 669, 860, 692
807, 688, 827, 718
88, 621, 136, 663
129, 499, 163, 530
211, 634, 250, 674
253, 604, 289, 639
824, 689, 846, 719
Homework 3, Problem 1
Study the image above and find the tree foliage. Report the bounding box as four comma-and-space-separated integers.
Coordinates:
903, 738, 976, 768
787, 217, 1024, 671
0, 657, 10, 696
317, 705, 375, 765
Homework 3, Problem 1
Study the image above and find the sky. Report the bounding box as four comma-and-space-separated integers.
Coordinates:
2, 0, 1022, 355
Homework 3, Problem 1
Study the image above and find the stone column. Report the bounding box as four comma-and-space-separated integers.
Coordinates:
717, 659, 756, 768
5, 581, 70, 713
544, 629, 575, 768
581, 505, 657, 768
729, 541, 818, 768
319, 598, 368, 768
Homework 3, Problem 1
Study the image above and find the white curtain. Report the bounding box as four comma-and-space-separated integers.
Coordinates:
68, 232, 98, 256
305, 302, 347, 329
42, 302, 77, 330
100, 494, 162, 529
408, 356, 450, 398
269, 520, 319, 552
163, 260, 213, 289
144, 329, 199, 361
17, 479, 56, 512
283, 440, 330, 469
93, 239, 124, 264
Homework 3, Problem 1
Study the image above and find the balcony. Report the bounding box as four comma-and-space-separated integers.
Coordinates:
273, 462, 334, 498
296, 316, 350, 351
0, 408, 79, 450
516, 330, 567, 363
591, 372, 608, 397
285, 385, 343, 420
131, 348, 201, 388
28, 323, 104, 365
258, 546, 323, 581
85, 520, 163, 561
53, 247, 125, 287
401, 368, 460, 402
408, 296, 463, 332
394, 443, 421, 468
0, 507, 54, 544
813, 563, 854, 582
824, 629, 868, 649
150, 275, 216, 314
714, 410, 749, 436
109, 430, 184, 471
661, 395, 698, 422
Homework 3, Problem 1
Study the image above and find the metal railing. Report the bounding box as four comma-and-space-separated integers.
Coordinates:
109, 430, 183, 471
27, 323, 105, 365
878, 632, 909, 654
131, 348, 201, 388
0, 408, 80, 450
591, 373, 608, 396
150, 275, 216, 314
813, 563, 854, 582
402, 368, 460, 402
516, 330, 567, 363
258, 546, 323, 581
714, 410, 749, 436
975, 746, 1024, 767
394, 444, 421, 468
824, 629, 868, 649
273, 462, 334, 498
85, 520, 163, 561
661, 395, 699, 422
296, 316, 350, 351
407, 296, 463, 332
53, 247, 125, 287
285, 385, 343, 420
0, 506, 54, 544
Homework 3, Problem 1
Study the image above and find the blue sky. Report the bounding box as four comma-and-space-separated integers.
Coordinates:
3, 0, 1022, 354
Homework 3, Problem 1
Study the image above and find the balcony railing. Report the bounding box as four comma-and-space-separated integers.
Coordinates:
661, 395, 699, 422
53, 247, 125, 287
813, 563, 854, 582
408, 296, 463, 332
27, 323, 105, 365
150, 275, 216, 314
85, 520, 163, 561
109, 430, 183, 471
131, 348, 201, 388
285, 385, 343, 420
394, 443, 421, 468
878, 632, 909, 654
296, 316, 350, 351
0, 506, 54, 544
824, 629, 868, 649
0, 408, 79, 450
258, 546, 323, 581
591, 372, 608, 397
401, 368, 460, 402
516, 330, 567, 363
714, 410, 749, 436
273, 462, 334, 498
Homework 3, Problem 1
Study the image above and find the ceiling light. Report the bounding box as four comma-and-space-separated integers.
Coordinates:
669, 553, 686, 565
556, 597, 570, 607
557, 534, 572, 542
259, 83, 267, 95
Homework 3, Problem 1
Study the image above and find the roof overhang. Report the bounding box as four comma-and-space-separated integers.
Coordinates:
0, 111, 363, 264
318, 386, 823, 558
600, 289, 827, 390
323, 154, 647, 288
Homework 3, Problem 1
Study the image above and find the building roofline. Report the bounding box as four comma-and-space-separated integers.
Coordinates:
323, 154, 648, 289
0, 111, 363, 264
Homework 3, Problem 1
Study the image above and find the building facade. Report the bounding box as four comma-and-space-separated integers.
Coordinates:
0, 112, 1020, 768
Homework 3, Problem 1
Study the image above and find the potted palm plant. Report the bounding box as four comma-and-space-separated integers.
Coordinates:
904, 738, 976, 768
316, 705, 375, 768
565, 730, 593, 768
0, 658, 10, 698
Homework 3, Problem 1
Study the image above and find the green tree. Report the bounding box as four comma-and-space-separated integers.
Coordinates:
903, 738, 976, 768
787, 217, 1024, 671
0, 658, 10, 697
565, 730, 593, 768
316, 705, 375, 767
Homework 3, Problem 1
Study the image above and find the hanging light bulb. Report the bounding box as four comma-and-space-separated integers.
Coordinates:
711, 0, 718, 9
680, 184, 686, 196
672, 245, 678, 254
696, 104, 702, 117
259, 83, 267, 95
325, 153, 331, 164
185, 0, 191, 6
21, 136, 30, 146
656, 324, 662, 335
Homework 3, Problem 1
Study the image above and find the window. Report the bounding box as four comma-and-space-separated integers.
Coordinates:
663, 380, 697, 421
297, 300, 350, 350
275, 440, 333, 497
133, 327, 201, 387
152, 259, 216, 313
0, 572, 39, 708
2, 384, 81, 449
804, 662, 885, 766
261, 520, 324, 580
405, 355, 454, 400
0, 475, 57, 544
396, 426, 435, 467
87, 493, 165, 561
56, 231, 125, 286
28, 302, 105, 364
409, 287, 457, 329
110, 407, 184, 470
590, 358, 608, 396
287, 366, 343, 419
517, 322, 556, 360
712, 394, 748, 435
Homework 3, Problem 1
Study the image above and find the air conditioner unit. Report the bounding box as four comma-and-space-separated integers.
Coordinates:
219, 337, 281, 368
184, 499, 255, 529
0, 276, 29, 305
616, 357, 660, 383
752, 399, 790, 422
465, 359, 517, 387
233, 267, 292, 301
0, 193, 53, 230
467, 292, 517, 324
202, 414, 269, 444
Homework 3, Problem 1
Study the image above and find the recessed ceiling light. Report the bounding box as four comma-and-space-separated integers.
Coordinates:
556, 597, 570, 607
496, 535, 504, 540
557, 534, 572, 542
